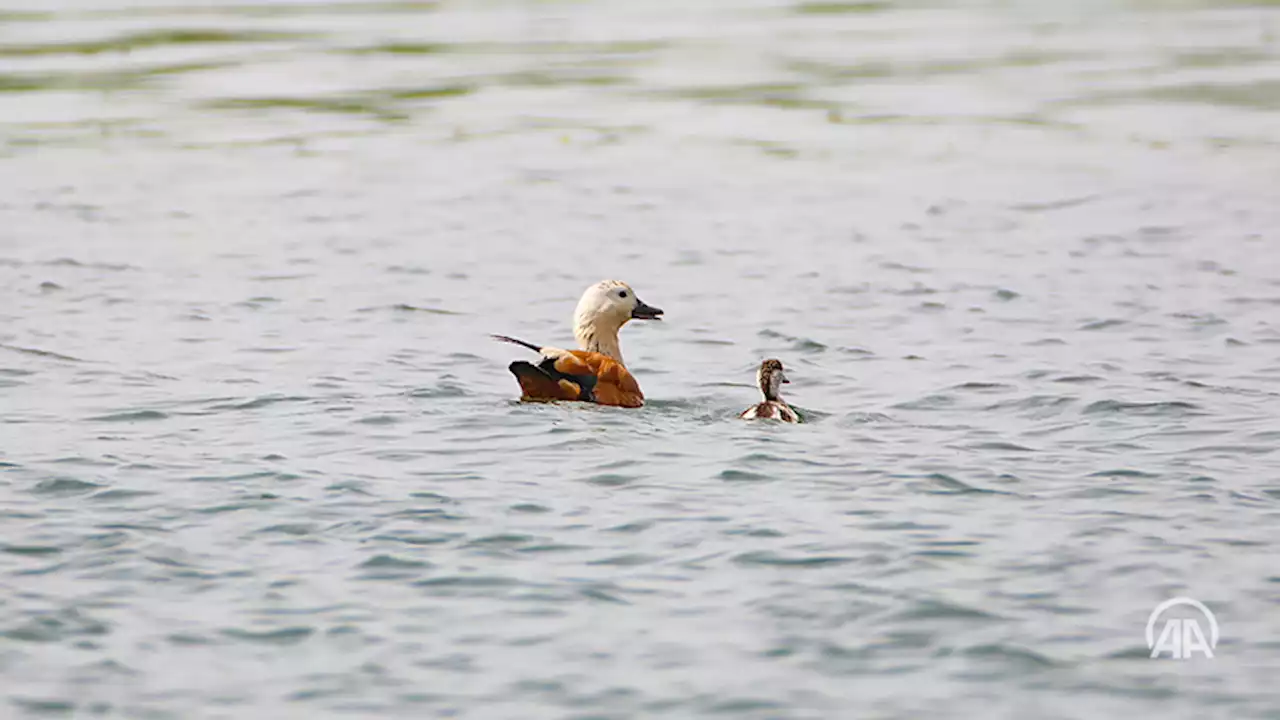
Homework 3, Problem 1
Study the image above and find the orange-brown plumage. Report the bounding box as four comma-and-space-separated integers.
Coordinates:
559, 351, 644, 408
502, 345, 646, 408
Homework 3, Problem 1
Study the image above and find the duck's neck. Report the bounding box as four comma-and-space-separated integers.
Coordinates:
759, 372, 783, 402
575, 316, 624, 365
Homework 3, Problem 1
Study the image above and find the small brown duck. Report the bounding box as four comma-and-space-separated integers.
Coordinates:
739, 358, 799, 423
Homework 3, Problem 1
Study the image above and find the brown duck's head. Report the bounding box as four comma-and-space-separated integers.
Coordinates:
757, 358, 789, 400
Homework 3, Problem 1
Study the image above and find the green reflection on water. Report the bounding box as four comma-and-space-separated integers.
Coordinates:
0, 29, 313, 57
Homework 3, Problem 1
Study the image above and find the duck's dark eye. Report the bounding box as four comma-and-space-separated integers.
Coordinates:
619, 291, 628, 299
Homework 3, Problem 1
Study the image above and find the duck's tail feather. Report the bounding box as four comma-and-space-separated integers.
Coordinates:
491, 334, 543, 354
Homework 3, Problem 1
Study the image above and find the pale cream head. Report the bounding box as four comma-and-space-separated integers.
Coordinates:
572, 280, 663, 365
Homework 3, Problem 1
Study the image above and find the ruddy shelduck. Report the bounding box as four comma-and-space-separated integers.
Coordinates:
740, 358, 800, 422
493, 280, 663, 408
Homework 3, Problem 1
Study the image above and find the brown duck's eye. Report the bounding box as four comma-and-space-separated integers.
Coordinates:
619, 291, 628, 298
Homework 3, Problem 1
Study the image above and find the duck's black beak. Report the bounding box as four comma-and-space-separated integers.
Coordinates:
631, 298, 663, 321
780, 372, 791, 384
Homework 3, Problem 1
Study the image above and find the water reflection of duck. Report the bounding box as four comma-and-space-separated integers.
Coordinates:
739, 358, 799, 423
493, 280, 663, 408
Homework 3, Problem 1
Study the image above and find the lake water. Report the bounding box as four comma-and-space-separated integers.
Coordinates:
2, 0, 1279, 717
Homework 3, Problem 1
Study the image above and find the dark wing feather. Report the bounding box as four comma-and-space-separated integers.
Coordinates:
508, 361, 583, 401
539, 355, 597, 401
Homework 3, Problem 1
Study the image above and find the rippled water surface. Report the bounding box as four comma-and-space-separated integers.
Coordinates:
3, 0, 1280, 717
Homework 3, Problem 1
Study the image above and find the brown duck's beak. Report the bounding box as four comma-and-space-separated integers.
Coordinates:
631, 298, 663, 321
780, 372, 791, 384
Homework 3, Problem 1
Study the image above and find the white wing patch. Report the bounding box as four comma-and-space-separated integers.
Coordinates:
538, 345, 574, 361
